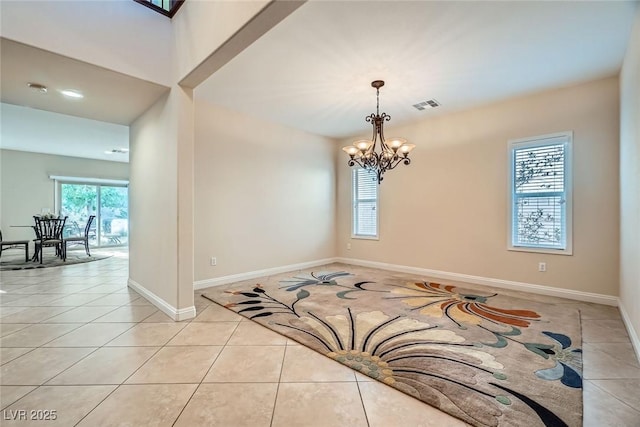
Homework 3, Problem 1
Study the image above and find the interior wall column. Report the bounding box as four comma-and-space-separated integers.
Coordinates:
176, 84, 195, 313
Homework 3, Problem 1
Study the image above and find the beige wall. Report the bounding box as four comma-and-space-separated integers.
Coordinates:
620, 8, 640, 346
193, 101, 336, 281
176, 86, 196, 310
337, 77, 620, 296
0, 149, 128, 246
172, 0, 269, 81
128, 0, 276, 315
129, 92, 180, 309
129, 86, 195, 313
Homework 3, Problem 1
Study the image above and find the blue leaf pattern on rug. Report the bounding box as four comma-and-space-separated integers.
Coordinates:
533, 332, 583, 389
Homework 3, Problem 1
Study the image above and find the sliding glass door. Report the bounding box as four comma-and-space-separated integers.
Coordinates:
99, 186, 128, 246
60, 184, 98, 247
60, 183, 128, 247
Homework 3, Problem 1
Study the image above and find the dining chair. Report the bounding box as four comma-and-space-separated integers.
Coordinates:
33, 216, 67, 263
0, 229, 30, 262
63, 215, 95, 259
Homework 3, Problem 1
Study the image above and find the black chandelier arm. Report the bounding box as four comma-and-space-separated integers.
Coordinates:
378, 113, 391, 150
365, 113, 379, 149
348, 158, 361, 168
347, 154, 410, 170
386, 156, 411, 171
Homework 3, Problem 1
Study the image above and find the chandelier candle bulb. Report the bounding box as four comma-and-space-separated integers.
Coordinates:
341, 80, 416, 183
342, 146, 359, 156
354, 140, 373, 151
399, 143, 416, 155
388, 138, 407, 150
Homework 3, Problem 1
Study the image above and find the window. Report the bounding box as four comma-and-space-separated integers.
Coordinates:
51, 176, 129, 248
352, 168, 378, 239
508, 132, 572, 254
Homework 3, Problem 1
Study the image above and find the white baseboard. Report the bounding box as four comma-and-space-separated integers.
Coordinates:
618, 299, 640, 364
192, 255, 618, 307
191, 256, 634, 357
193, 257, 339, 290
335, 257, 618, 306
128, 278, 196, 321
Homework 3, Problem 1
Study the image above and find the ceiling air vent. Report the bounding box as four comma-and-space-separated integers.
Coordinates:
105, 148, 129, 155
413, 99, 440, 111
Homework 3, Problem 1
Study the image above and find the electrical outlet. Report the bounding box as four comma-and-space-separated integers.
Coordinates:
347, 243, 351, 250
538, 262, 546, 272
210, 257, 217, 266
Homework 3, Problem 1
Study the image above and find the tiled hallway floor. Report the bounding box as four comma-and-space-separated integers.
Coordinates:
1, 252, 639, 426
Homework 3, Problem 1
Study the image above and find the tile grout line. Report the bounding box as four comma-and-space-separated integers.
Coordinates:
1, 263, 137, 416
586, 379, 640, 415
50, 319, 170, 385
170, 385, 200, 427
1, 276, 124, 299
1, 293, 144, 346
0, 280, 136, 325
166, 314, 286, 426
69, 290, 186, 425
268, 340, 289, 427
0, 347, 38, 367
73, 384, 122, 426
4, 311, 141, 390
169, 313, 242, 425
354, 377, 371, 427
0, 386, 40, 411
118, 323, 192, 385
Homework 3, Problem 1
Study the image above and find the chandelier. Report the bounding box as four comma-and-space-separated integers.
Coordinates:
342, 80, 415, 184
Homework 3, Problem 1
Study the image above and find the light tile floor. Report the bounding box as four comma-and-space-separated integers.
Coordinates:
1, 251, 639, 426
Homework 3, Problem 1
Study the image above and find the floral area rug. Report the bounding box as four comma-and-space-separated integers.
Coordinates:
203, 265, 582, 427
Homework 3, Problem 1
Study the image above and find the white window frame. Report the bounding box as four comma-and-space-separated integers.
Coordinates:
508, 131, 573, 255
351, 168, 379, 240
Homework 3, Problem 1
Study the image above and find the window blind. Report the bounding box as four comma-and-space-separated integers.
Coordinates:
511, 138, 569, 250
353, 168, 378, 237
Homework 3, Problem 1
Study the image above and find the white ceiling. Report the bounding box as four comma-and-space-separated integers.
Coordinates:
196, 1, 638, 138
0, 38, 168, 126
0, 37, 170, 162
1, 103, 129, 162
1, 1, 635, 161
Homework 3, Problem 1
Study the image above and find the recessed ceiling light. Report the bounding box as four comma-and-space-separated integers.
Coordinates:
104, 150, 114, 155
27, 82, 48, 93
60, 89, 84, 99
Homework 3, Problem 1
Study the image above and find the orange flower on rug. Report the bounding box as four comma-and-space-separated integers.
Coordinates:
204, 267, 582, 427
